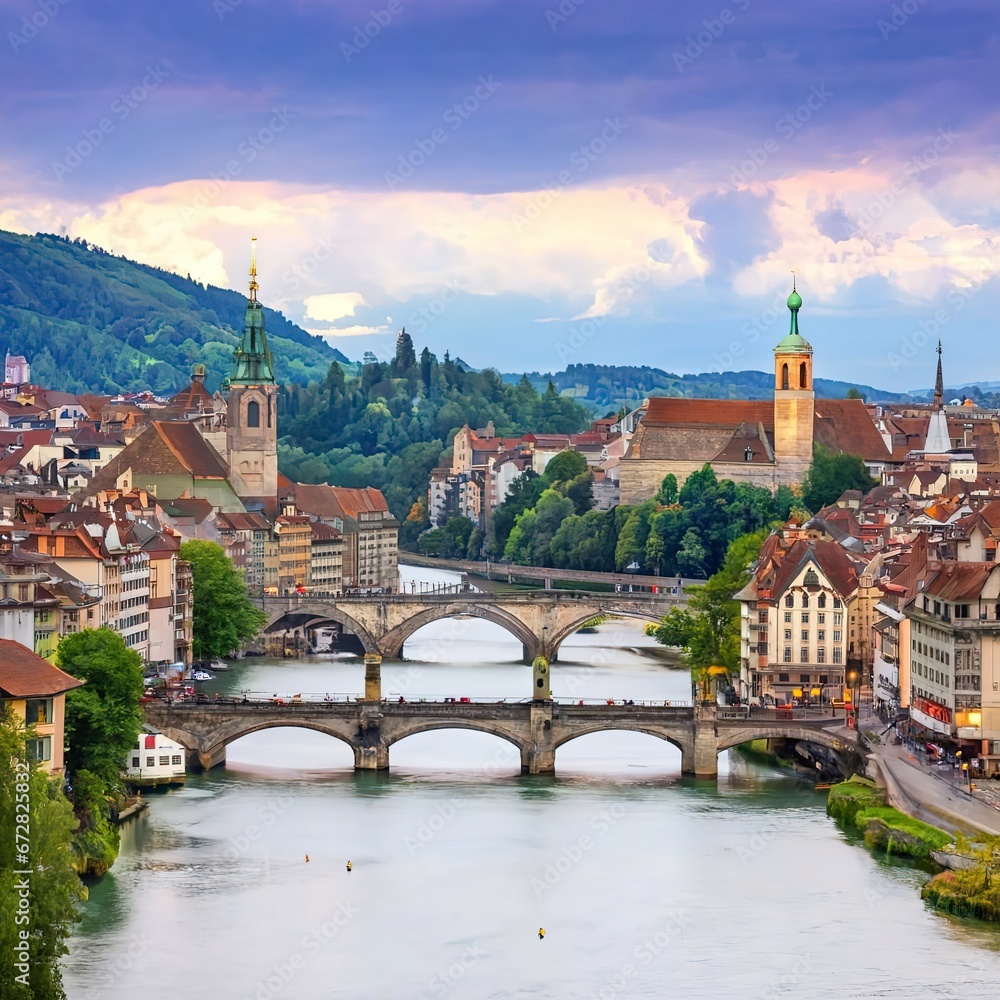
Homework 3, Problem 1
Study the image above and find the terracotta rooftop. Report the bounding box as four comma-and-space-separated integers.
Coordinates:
0, 640, 84, 698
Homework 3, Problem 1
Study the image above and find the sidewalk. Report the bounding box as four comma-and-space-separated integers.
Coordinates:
867, 740, 1000, 837
816, 709, 1000, 836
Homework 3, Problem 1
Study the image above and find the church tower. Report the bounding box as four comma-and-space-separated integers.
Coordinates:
772, 277, 815, 481
226, 239, 278, 510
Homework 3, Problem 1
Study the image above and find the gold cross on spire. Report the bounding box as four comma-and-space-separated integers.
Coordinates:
791, 268, 796, 292
249, 236, 258, 302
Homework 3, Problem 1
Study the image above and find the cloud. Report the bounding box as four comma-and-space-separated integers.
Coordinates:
303, 292, 367, 323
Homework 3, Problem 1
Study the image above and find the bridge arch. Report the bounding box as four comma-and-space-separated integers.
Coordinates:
384, 720, 531, 756
546, 606, 663, 659
264, 604, 380, 654
551, 725, 690, 758
172, 717, 363, 762
715, 725, 849, 755
379, 603, 539, 661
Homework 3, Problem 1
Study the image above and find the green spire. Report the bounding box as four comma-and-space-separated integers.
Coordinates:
230, 237, 275, 385
773, 272, 812, 354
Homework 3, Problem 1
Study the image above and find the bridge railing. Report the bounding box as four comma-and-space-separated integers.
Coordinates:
144, 692, 693, 709
716, 706, 841, 722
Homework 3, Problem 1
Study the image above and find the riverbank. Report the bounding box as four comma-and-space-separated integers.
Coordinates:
826, 776, 952, 861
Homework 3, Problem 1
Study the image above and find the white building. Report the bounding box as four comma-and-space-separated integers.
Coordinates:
125, 730, 187, 786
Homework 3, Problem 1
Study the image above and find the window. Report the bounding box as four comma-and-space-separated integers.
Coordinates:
833, 598, 842, 609
757, 643, 767, 655
800, 648, 809, 662
246, 400, 260, 427
834, 613, 843, 626
757, 610, 768, 624
25, 698, 52, 725
955, 604, 970, 619
817, 593, 827, 609
784, 612, 792, 623
817, 648, 826, 663
819, 675, 829, 684
785, 594, 794, 608
801, 593, 809, 608
146, 756, 155, 768
131, 757, 140, 768
817, 613, 825, 625
159, 756, 170, 766
800, 361, 808, 388
26, 737, 51, 762
800, 674, 810, 683
781, 363, 789, 391
784, 629, 792, 640
778, 672, 789, 682
817, 630, 825, 641
834, 630, 842, 643
801, 629, 809, 641
783, 648, 792, 663
801, 613, 809, 624
833, 649, 843, 664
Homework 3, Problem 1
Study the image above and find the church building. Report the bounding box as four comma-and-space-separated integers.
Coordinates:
618, 284, 891, 503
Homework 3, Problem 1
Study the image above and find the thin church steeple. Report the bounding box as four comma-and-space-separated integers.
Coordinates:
231, 237, 275, 386
933, 339, 944, 409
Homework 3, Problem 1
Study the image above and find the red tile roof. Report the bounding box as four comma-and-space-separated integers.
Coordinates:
0, 640, 84, 698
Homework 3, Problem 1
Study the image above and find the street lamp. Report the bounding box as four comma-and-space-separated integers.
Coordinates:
846, 668, 860, 728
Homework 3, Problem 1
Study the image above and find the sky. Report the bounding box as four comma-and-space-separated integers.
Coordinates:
0, 0, 997, 390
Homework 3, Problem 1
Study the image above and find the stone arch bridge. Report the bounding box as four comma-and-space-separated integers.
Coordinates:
143, 699, 856, 780
259, 590, 682, 662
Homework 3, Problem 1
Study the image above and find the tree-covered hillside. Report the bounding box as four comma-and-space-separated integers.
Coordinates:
278, 332, 590, 526
0, 230, 345, 394
504, 363, 917, 412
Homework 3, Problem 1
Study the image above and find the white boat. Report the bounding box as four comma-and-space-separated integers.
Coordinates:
208, 658, 228, 672
191, 669, 214, 682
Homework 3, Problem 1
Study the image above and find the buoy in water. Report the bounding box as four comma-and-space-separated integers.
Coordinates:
346, 860, 353, 872
305, 855, 310, 863
538, 928, 545, 940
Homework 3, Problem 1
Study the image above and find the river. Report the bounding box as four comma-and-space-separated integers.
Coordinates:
63, 566, 1000, 999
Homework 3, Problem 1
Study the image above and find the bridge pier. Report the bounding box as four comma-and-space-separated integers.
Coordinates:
364, 654, 382, 700
522, 701, 556, 774
192, 745, 227, 771
681, 703, 719, 779
353, 744, 389, 770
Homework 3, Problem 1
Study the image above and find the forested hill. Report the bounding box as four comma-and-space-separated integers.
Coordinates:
0, 229, 345, 394
504, 363, 919, 412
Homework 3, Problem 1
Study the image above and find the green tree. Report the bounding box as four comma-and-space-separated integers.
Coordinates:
179, 541, 268, 658
543, 449, 587, 484
845, 387, 865, 400
657, 473, 679, 505
417, 527, 448, 556
801, 444, 878, 513
57, 629, 143, 788
644, 607, 696, 647
675, 528, 707, 578
0, 707, 86, 1000
443, 516, 475, 558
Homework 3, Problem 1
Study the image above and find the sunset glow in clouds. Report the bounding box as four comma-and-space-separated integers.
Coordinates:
0, 0, 997, 387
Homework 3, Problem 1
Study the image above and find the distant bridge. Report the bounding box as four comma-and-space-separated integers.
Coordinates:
258, 590, 684, 663
399, 554, 703, 593
144, 694, 855, 780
